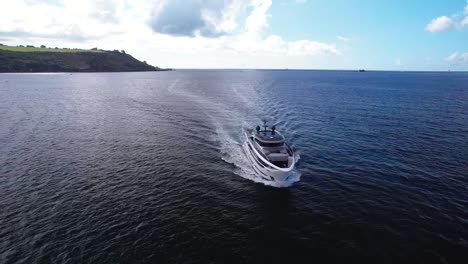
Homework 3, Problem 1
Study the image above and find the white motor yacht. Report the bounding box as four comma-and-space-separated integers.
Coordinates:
243, 121, 296, 182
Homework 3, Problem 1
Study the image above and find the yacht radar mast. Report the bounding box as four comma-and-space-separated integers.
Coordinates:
263, 120, 268, 135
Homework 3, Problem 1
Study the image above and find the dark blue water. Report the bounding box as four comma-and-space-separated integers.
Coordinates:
1, 70, 467, 263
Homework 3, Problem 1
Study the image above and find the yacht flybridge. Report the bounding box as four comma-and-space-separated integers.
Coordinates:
243, 121, 296, 182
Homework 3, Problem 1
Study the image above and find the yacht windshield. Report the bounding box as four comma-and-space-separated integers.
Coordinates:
255, 139, 284, 147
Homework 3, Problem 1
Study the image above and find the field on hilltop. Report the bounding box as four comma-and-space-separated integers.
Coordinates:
0, 44, 98, 53
0, 44, 169, 72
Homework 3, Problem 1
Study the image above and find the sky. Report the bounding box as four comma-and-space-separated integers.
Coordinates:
0, 0, 467, 70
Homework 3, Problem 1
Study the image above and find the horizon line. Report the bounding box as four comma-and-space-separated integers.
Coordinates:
172, 68, 467, 73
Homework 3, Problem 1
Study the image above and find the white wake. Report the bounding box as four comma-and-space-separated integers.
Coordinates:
167, 79, 301, 188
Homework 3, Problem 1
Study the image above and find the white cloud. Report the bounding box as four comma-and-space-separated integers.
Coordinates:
462, 16, 468, 27
337, 36, 349, 42
218, 0, 339, 58
425, 16, 455, 33
446, 52, 468, 64
460, 1, 468, 28
0, 0, 340, 68
0, 0, 149, 41
463, 1, 468, 28
287, 40, 339, 56
149, 0, 249, 37
244, 0, 272, 37
426, 2, 468, 32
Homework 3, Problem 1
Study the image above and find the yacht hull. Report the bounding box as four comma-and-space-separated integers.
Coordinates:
242, 133, 295, 183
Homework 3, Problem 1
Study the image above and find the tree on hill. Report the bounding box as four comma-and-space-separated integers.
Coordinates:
121, 50, 126, 54
40, 45, 46, 48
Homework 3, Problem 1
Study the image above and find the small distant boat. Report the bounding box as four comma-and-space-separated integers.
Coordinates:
358, 69, 366, 72
243, 121, 296, 182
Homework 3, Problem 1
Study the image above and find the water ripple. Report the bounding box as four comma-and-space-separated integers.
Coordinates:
1, 71, 468, 263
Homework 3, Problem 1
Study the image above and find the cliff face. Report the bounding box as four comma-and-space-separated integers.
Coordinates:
0, 49, 164, 72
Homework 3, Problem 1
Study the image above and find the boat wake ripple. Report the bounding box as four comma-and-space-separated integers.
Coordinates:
167, 79, 301, 187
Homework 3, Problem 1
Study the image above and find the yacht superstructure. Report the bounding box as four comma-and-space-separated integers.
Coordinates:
243, 121, 296, 182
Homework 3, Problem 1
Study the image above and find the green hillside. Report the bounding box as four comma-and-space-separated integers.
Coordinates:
0, 44, 168, 72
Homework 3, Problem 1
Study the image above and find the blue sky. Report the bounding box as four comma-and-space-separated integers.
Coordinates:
273, 1, 462, 50
0, 0, 467, 70
268, 0, 468, 70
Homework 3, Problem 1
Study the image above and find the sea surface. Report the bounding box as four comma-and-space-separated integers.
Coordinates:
1, 70, 467, 263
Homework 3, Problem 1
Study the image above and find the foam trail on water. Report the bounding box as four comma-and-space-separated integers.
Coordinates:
167, 79, 180, 93
208, 103, 301, 188
168, 79, 301, 188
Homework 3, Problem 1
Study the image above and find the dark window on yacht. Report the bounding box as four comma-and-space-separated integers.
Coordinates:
272, 160, 288, 168
264, 142, 284, 147
254, 139, 284, 147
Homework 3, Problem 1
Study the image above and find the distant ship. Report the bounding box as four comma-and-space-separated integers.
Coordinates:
243, 121, 296, 182
358, 69, 366, 72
